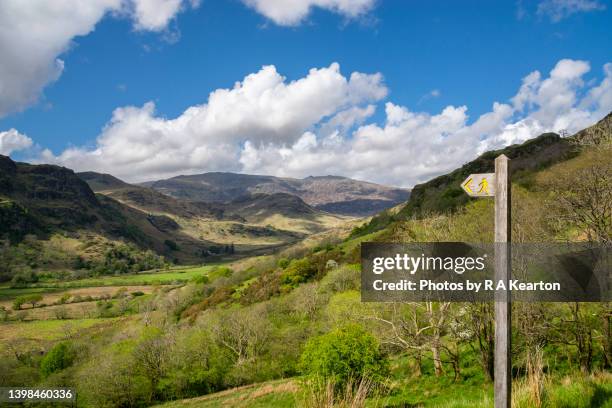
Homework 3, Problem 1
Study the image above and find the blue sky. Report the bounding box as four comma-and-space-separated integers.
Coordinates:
0, 0, 610, 186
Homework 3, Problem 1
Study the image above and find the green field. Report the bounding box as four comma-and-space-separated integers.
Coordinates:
1, 264, 220, 291
0, 318, 123, 342
0, 286, 63, 301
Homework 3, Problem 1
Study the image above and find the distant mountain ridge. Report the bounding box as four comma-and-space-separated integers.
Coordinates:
0, 156, 213, 263
141, 173, 410, 216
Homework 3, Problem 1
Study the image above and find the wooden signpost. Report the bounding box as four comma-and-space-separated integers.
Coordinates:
461, 155, 511, 408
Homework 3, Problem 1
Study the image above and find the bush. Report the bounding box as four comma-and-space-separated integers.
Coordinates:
40, 342, 76, 377
280, 258, 317, 287
58, 294, 71, 304
14, 310, 28, 321
209, 266, 233, 279
54, 306, 69, 320
277, 258, 290, 269
10, 269, 38, 288
300, 324, 388, 390
191, 274, 210, 284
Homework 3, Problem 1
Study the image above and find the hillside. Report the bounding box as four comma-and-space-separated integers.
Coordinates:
141, 172, 410, 216
402, 112, 611, 218
80, 172, 348, 239
79, 172, 227, 221
0, 116, 609, 408
0, 156, 236, 270
350, 112, 612, 237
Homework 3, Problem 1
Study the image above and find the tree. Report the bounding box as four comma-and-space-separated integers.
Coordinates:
41, 342, 75, 377
547, 149, 611, 243
159, 330, 230, 399
26, 294, 43, 308
12, 296, 26, 310
133, 328, 173, 399
300, 324, 389, 389
208, 304, 271, 365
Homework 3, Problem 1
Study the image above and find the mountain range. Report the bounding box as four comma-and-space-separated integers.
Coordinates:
141, 173, 410, 216
1, 112, 609, 278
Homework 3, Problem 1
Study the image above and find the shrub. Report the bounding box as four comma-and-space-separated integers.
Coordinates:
300, 324, 388, 390
54, 306, 69, 320
209, 266, 233, 279
14, 310, 28, 321
131, 291, 145, 297
113, 287, 128, 299
58, 294, 71, 304
191, 274, 209, 284
40, 342, 76, 377
10, 269, 38, 288
277, 258, 290, 269
280, 258, 317, 287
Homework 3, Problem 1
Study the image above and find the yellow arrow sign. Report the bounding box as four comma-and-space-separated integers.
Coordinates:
461, 173, 495, 197
463, 177, 474, 194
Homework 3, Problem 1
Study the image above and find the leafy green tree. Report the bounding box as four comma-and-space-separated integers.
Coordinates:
12, 296, 27, 310
40, 342, 76, 377
158, 330, 230, 399
26, 294, 42, 308
300, 324, 389, 389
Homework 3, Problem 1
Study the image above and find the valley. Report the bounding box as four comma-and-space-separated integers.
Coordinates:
0, 114, 610, 407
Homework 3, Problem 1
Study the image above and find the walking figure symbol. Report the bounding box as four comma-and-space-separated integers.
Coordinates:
478, 178, 489, 194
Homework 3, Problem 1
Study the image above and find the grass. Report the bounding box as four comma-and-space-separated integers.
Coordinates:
151, 372, 612, 408
0, 317, 122, 342
515, 372, 612, 408
154, 379, 297, 408
1, 264, 221, 290
0, 286, 63, 300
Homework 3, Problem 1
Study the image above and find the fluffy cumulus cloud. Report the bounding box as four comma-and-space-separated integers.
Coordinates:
0, 129, 33, 156
40, 59, 612, 187
42, 63, 387, 181
0, 0, 198, 118
537, 0, 606, 22
0, 0, 375, 118
241, 0, 377, 26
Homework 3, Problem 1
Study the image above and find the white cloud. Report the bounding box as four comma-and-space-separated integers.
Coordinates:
38, 59, 612, 187
537, 0, 606, 22
0, 0, 198, 118
0, 129, 33, 156
418, 89, 441, 104
0, 0, 378, 119
129, 0, 184, 31
241, 0, 377, 26
42, 63, 387, 181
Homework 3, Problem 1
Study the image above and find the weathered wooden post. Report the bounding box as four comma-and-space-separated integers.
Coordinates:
461, 154, 512, 407
494, 154, 511, 408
